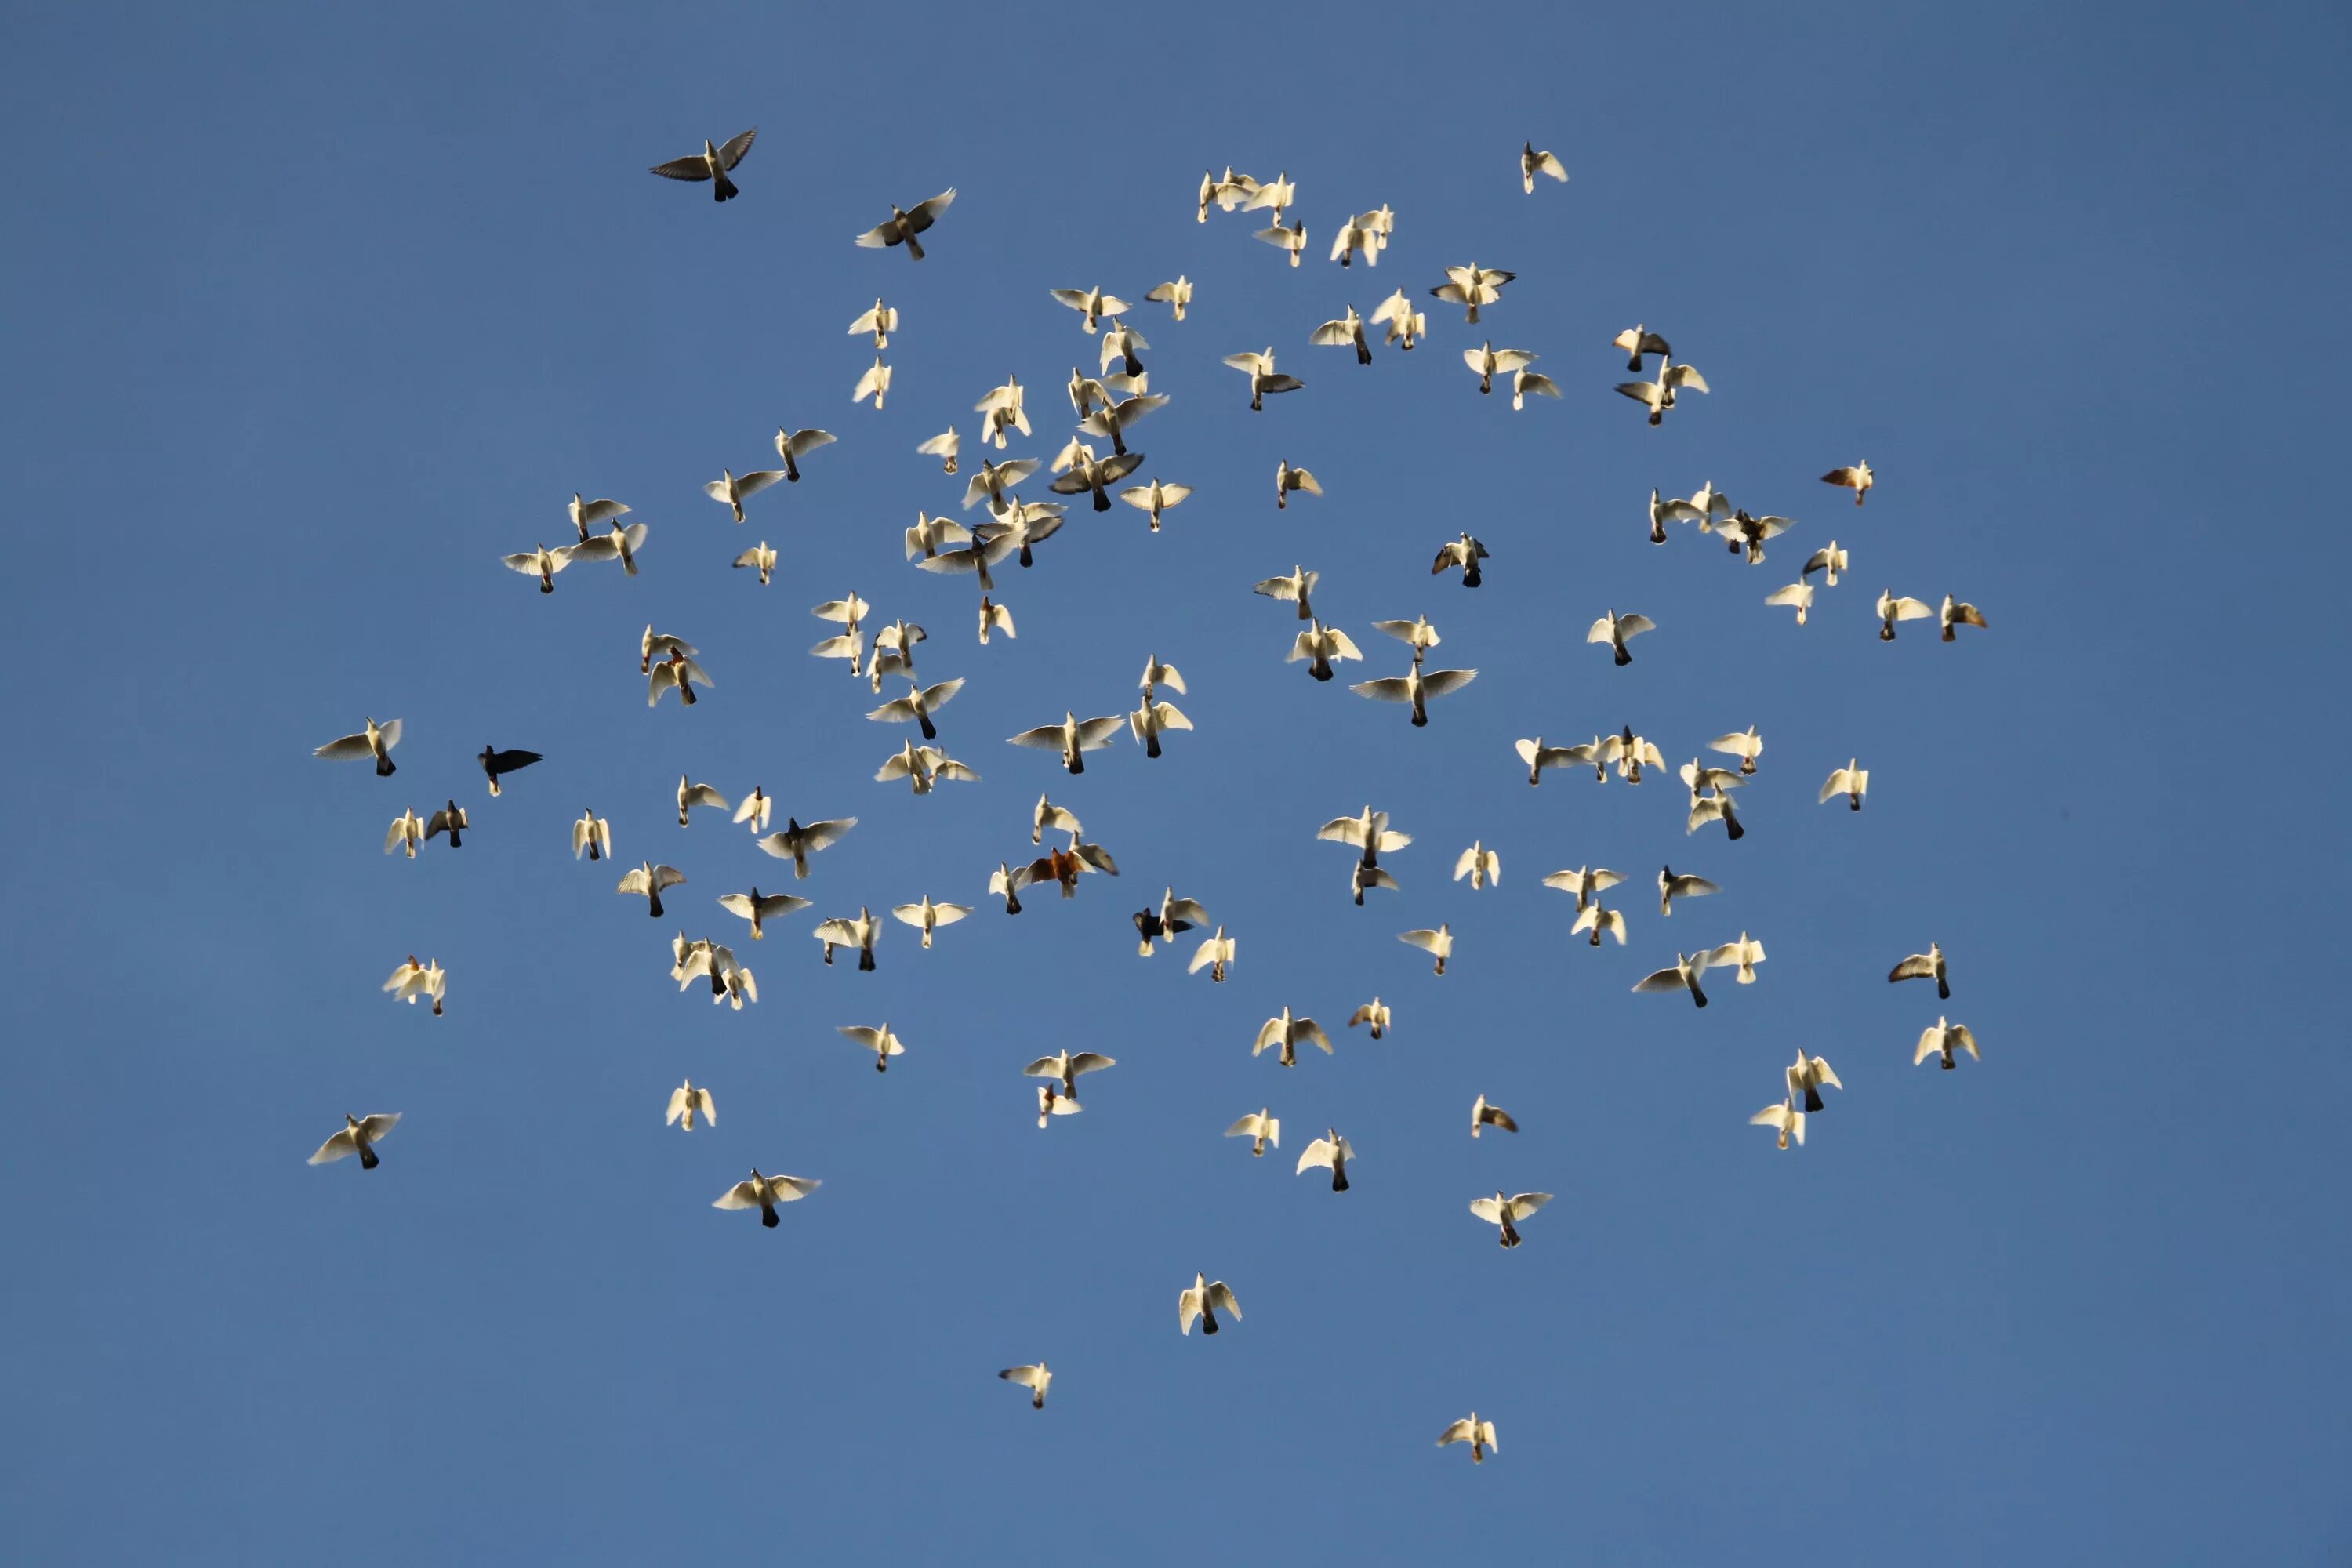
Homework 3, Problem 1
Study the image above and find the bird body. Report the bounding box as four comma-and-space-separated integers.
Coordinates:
1469, 1192, 1550, 1248
1295, 1130, 1355, 1192
1890, 942, 1952, 999
1225, 1109, 1281, 1157
713, 1169, 818, 1227
314, 717, 401, 776
648, 129, 756, 201
1523, 140, 1569, 191
1400, 923, 1454, 975
310, 1112, 401, 1170
1915, 1016, 1980, 1070
854, 188, 956, 260
1178, 1272, 1241, 1336
666, 1081, 717, 1131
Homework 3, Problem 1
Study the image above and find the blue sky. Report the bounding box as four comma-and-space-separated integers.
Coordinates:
3, 1, 2348, 1561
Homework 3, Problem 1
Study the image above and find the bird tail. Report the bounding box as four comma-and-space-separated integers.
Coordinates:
1614, 645, 1632, 667
760, 1205, 779, 1226
919, 714, 938, 742
648, 891, 663, 920
1092, 486, 1112, 513
858, 948, 876, 971
906, 234, 925, 262
1069, 755, 1085, 775
680, 684, 698, 706
1332, 1169, 1349, 1193
1356, 343, 1371, 366
488, 776, 502, 797
1724, 812, 1745, 842
1690, 982, 1708, 1008
1463, 564, 1482, 587
1201, 1311, 1218, 1335
1145, 732, 1162, 760
359, 1145, 379, 1170
1006, 891, 1022, 915
376, 754, 396, 777
1939, 978, 1951, 1000
1804, 1087, 1824, 1113
713, 172, 738, 202
1500, 1221, 1519, 1248
1941, 1053, 1955, 1071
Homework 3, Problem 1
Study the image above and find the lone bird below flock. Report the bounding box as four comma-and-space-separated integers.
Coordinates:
1178, 1273, 1242, 1336
1348, 998, 1391, 1038
1522, 140, 1569, 191
713, 1170, 818, 1228
1470, 1192, 1551, 1249
1439, 1414, 1501, 1463
999, 1363, 1052, 1410
1274, 459, 1321, 508
648, 128, 756, 201
310, 1112, 400, 1171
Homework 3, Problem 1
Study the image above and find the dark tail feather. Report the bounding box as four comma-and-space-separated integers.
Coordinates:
1353, 886, 1365, 906
359, 1145, 379, 1170
714, 171, 738, 201
377, 755, 395, 777
1332, 1169, 1349, 1193
1880, 624, 1896, 641
858, 948, 876, 971
648, 891, 663, 919
906, 234, 924, 262
1006, 891, 1022, 915
1501, 1221, 1519, 1248
1805, 1087, 1824, 1113
1939, 978, 1951, 1000
877, 1055, 888, 1072
1201, 1311, 1218, 1335
1310, 659, 1331, 681
1941, 1054, 1955, 1071
1124, 352, 1142, 376
1069, 754, 1084, 775
681, 685, 697, 706
1092, 487, 1111, 512
1614, 645, 1632, 666
1725, 812, 1745, 841
1146, 732, 1161, 759
919, 714, 938, 741
1356, 343, 1371, 366
1464, 565, 1482, 587
760, 1205, 779, 1226
1691, 982, 1708, 1008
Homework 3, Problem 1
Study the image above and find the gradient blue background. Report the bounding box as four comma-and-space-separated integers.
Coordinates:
4, 2, 2347, 1561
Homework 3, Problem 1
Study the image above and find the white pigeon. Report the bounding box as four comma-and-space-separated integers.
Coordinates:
1468, 1192, 1551, 1249
1821, 461, 1874, 506
1571, 902, 1628, 947
666, 1081, 717, 1131
1802, 542, 1850, 585
867, 677, 965, 742
1708, 726, 1764, 775
1312, 306, 1374, 365
1915, 1017, 1980, 1071
1049, 285, 1130, 334
732, 541, 777, 585
1543, 865, 1623, 911
840, 1022, 907, 1073
999, 1363, 1053, 1410
1658, 865, 1721, 917
648, 128, 756, 201
1349, 999, 1392, 1039
618, 862, 687, 919
1254, 216, 1308, 267
676, 775, 728, 826
641, 624, 697, 674
1521, 140, 1568, 191
1351, 662, 1478, 726
1471, 1095, 1519, 1138
1454, 842, 1501, 889
1253, 1006, 1333, 1068
732, 786, 772, 834
1400, 924, 1455, 975
1940, 594, 1990, 641
713, 1170, 819, 1228
1429, 262, 1515, 325
381, 956, 446, 1016
647, 648, 713, 707
568, 494, 630, 541
1632, 950, 1711, 1008
1786, 1049, 1842, 1112
1225, 1109, 1281, 1157
847, 296, 897, 350
891, 895, 972, 949
1889, 942, 1952, 1000
1129, 694, 1193, 759
1223, 347, 1305, 411
772, 426, 837, 483
1439, 1413, 1501, 1463
1119, 477, 1192, 532
851, 357, 892, 410
1145, 275, 1192, 319
309, 1112, 401, 1170
1318, 805, 1410, 868
1876, 588, 1935, 641
1024, 1049, 1116, 1100
1370, 289, 1426, 350
1510, 367, 1562, 412
314, 717, 401, 775
1432, 532, 1490, 586
1515, 738, 1590, 786
1289, 620, 1363, 683
704, 467, 785, 524
916, 428, 960, 474
1615, 361, 1709, 426
1188, 925, 1236, 982
717, 887, 812, 941
384, 808, 423, 859
1008, 711, 1125, 775
1294, 1130, 1356, 1192
755, 815, 858, 878
1820, 760, 1870, 811
571, 808, 612, 862
1178, 1273, 1242, 1336
1462, 340, 1534, 395
811, 906, 881, 971
1132, 886, 1211, 954
1766, 582, 1815, 625
1614, 324, 1670, 371
1588, 609, 1656, 667
1708, 931, 1768, 985
1751, 1098, 1806, 1150
1255, 564, 1319, 621
978, 597, 1016, 645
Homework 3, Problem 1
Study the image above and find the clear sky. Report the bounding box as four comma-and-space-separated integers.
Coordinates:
3, 2, 2347, 1562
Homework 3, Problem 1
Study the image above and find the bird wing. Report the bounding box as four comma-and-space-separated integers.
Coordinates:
651, 865, 687, 891
928, 902, 973, 925
666, 1087, 690, 1125
1399, 929, 1445, 955
1069, 1052, 1115, 1076
713, 1181, 762, 1210
1351, 678, 1414, 703
1008, 724, 1068, 750
1950, 1025, 1979, 1059
717, 894, 756, 919
1417, 669, 1478, 697
714, 127, 757, 169
1075, 717, 1126, 749
1617, 615, 1656, 637
735, 470, 786, 499
649, 155, 713, 182
1889, 953, 1938, 982
1295, 1139, 1336, 1173
812, 920, 860, 946
1818, 772, 1851, 804
1225, 1115, 1264, 1138
1437, 1419, 1475, 1446
1632, 967, 1687, 993
905, 189, 956, 229
1205, 1283, 1240, 1318
1468, 1197, 1504, 1224
797, 818, 858, 851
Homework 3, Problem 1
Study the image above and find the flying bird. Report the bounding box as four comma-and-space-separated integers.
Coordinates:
713, 1170, 818, 1228
1615, 361, 1710, 426
384, 808, 423, 859
1274, 459, 1323, 508
1657, 866, 1721, 916
854, 188, 956, 260
847, 297, 897, 350
1254, 1006, 1333, 1068
617, 862, 686, 920
314, 717, 401, 776
666, 1081, 717, 1131
717, 887, 812, 941
1370, 289, 1426, 350
732, 541, 777, 584
1889, 942, 1951, 999
840, 1022, 907, 1073
1521, 140, 1569, 191
1255, 565, 1319, 621
1295, 1130, 1356, 1192
1915, 1016, 1980, 1070
1189, 925, 1236, 982
1766, 582, 1816, 625
1462, 341, 1535, 395
382, 956, 445, 1016
875, 740, 980, 794
477, 744, 539, 797
1587, 609, 1655, 666
648, 128, 757, 201
1145, 275, 1192, 319
1429, 263, 1515, 325
1468, 1192, 1551, 1248
1049, 285, 1130, 334
1786, 1049, 1842, 1112
851, 358, 892, 410
570, 808, 609, 862
1351, 662, 1479, 727
1319, 805, 1411, 869
1543, 865, 1623, 911
1129, 693, 1193, 759
1708, 931, 1767, 985
1025, 1049, 1116, 1102
1510, 368, 1562, 411
1633, 950, 1711, 1007
1571, 902, 1628, 947
1132, 886, 1211, 954
568, 519, 650, 577
1290, 620, 1362, 682
868, 677, 965, 742
1876, 589, 1934, 641
891, 895, 972, 949
916, 428, 960, 474
424, 798, 466, 848
1225, 1109, 1280, 1157
1454, 842, 1501, 889
1178, 1273, 1242, 1336
999, 1363, 1053, 1410
1819, 760, 1870, 811
676, 775, 729, 826
1242, 169, 1296, 219
1515, 738, 1590, 786
1008, 711, 1124, 774
1329, 216, 1379, 268
1348, 998, 1392, 1039
1312, 307, 1374, 365
1224, 348, 1305, 411
1940, 594, 1989, 641
1254, 216, 1309, 267
756, 816, 858, 878
1432, 532, 1490, 586
705, 467, 785, 524
812, 907, 881, 971
647, 648, 713, 707
1802, 542, 1849, 585
309, 1112, 401, 1171
1613, 325, 1670, 371
1471, 1095, 1519, 1138
1439, 1414, 1501, 1463
1708, 726, 1765, 775
568, 494, 630, 540
1821, 461, 1874, 506
1400, 924, 1455, 975
1116, 477, 1192, 532
641, 625, 696, 675
978, 597, 1015, 644
1751, 1098, 1806, 1150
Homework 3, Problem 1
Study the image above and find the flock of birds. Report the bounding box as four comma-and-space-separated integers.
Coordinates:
307, 130, 1991, 1453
